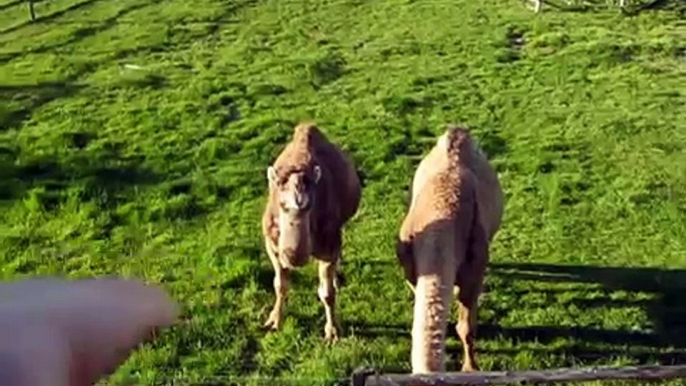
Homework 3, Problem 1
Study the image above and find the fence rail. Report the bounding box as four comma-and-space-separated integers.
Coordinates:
352, 364, 686, 386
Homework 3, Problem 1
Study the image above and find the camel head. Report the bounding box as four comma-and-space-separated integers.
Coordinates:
267, 164, 322, 268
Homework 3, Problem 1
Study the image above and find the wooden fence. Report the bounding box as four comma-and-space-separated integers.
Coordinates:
351, 364, 686, 386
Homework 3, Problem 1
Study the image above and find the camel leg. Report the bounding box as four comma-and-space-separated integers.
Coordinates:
534, 0, 542, 12
455, 277, 482, 372
456, 220, 489, 372
264, 242, 290, 331
318, 259, 340, 343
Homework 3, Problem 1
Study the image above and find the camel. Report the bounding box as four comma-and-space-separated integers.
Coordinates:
396, 126, 504, 374
261, 122, 361, 342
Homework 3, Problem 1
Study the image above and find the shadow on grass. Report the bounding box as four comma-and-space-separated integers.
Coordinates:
6, 159, 158, 204
0, 82, 84, 132
0, 0, 105, 35
353, 262, 686, 366
461, 263, 686, 365
621, 0, 686, 15
0, 141, 160, 212
536, 0, 685, 13
0, 0, 152, 64
482, 346, 686, 366
345, 319, 673, 347
0, 0, 27, 12
491, 263, 686, 348
0, 76, 165, 135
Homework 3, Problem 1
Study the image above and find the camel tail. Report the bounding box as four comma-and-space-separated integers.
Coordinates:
410, 267, 455, 374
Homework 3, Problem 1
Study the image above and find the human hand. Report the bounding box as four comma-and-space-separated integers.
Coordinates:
0, 277, 179, 386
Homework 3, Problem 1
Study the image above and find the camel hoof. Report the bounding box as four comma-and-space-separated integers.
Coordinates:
263, 311, 282, 331
324, 324, 339, 344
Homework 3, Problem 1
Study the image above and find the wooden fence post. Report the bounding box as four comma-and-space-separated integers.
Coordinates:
28, 0, 36, 21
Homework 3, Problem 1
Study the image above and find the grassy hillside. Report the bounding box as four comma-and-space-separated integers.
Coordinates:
1, 0, 685, 384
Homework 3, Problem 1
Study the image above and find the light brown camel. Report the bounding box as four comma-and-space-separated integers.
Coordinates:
396, 126, 504, 373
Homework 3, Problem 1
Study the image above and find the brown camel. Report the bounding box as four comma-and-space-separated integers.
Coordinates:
261, 122, 361, 342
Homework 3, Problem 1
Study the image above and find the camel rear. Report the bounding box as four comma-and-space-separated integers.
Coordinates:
397, 126, 503, 374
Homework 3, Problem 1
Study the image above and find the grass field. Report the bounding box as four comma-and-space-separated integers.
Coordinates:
1, 0, 686, 384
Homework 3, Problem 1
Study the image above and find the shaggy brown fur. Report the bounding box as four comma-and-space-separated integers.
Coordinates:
261, 122, 361, 342
396, 126, 504, 374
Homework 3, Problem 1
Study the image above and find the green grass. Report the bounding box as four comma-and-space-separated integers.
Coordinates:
1, 0, 686, 384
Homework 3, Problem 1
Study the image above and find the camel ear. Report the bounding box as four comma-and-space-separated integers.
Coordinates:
267, 166, 278, 186
313, 165, 321, 184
